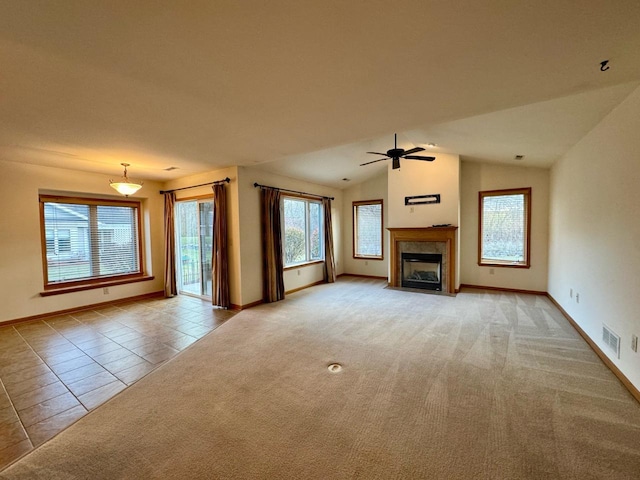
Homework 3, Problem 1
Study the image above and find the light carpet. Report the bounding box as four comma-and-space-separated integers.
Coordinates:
2, 277, 640, 479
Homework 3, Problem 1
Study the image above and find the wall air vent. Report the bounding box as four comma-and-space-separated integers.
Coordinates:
602, 324, 620, 359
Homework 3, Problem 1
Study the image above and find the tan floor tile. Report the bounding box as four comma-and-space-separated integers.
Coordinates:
102, 327, 136, 341
78, 380, 126, 410
48, 354, 95, 375
91, 346, 135, 365
0, 438, 33, 470
114, 361, 157, 385
73, 335, 113, 351
12, 381, 70, 411
129, 342, 166, 357
117, 334, 156, 350
163, 334, 199, 351
101, 353, 147, 374
28, 338, 75, 354
59, 330, 104, 344
0, 356, 43, 375
141, 345, 179, 365
66, 371, 118, 397
0, 406, 20, 427
56, 362, 107, 384
0, 391, 11, 410
69, 310, 103, 321
41, 348, 86, 367
4, 371, 59, 398
17, 392, 82, 428
108, 331, 147, 345
0, 421, 28, 450
93, 322, 128, 334
1, 363, 52, 387
26, 405, 87, 447
82, 340, 123, 358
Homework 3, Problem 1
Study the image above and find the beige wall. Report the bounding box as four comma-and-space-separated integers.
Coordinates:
387, 153, 460, 228
549, 85, 640, 391
460, 161, 549, 292
341, 171, 389, 278
0, 160, 165, 324
237, 166, 343, 306
387, 153, 460, 286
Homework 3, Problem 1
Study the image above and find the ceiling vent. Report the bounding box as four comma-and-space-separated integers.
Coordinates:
602, 324, 620, 359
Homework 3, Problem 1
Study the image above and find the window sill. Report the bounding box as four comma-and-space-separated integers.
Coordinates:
479, 261, 530, 269
353, 255, 384, 261
40, 275, 155, 297
284, 260, 325, 271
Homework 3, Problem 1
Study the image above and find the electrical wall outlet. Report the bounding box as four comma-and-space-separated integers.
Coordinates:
489, 268, 495, 275
103, 287, 109, 295
297, 270, 301, 276
632, 335, 638, 353
576, 293, 580, 303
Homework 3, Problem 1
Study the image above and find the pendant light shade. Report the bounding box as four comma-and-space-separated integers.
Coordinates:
110, 163, 143, 196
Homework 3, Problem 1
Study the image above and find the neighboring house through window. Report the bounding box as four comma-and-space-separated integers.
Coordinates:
282, 196, 323, 267
353, 199, 383, 259
40, 195, 143, 288
478, 187, 531, 268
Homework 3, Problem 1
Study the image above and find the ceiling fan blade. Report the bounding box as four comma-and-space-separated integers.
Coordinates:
402, 147, 425, 155
366, 151, 389, 156
404, 155, 436, 161
360, 158, 388, 166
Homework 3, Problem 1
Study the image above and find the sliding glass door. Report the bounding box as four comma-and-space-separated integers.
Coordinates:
175, 199, 213, 298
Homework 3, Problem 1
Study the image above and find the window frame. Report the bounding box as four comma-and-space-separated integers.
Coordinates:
478, 187, 531, 268
352, 199, 384, 260
39, 194, 146, 292
281, 194, 324, 269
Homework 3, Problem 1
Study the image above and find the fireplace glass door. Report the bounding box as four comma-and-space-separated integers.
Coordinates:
401, 253, 442, 291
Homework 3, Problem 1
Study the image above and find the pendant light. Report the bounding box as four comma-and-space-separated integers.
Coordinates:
110, 163, 143, 196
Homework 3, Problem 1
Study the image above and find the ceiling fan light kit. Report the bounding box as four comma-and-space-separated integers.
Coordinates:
361, 134, 435, 169
110, 163, 143, 196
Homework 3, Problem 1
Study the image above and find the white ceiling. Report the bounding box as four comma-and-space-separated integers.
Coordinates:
1, 1, 639, 188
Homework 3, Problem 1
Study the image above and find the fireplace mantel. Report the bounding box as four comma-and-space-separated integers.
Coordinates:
388, 227, 458, 293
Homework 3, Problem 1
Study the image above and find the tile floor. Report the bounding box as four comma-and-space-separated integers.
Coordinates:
0, 294, 235, 470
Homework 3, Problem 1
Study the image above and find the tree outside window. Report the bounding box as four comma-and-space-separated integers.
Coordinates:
282, 197, 323, 266
353, 200, 383, 259
478, 188, 531, 268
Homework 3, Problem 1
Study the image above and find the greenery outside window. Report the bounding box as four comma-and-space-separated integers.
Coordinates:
353, 199, 383, 259
478, 187, 531, 268
282, 196, 323, 267
40, 195, 143, 289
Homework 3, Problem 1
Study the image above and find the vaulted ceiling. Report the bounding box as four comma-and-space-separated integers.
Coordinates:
1, 1, 639, 188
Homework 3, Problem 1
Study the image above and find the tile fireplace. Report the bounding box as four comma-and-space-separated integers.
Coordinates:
388, 227, 457, 294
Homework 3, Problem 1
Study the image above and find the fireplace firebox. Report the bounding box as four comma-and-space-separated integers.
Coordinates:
401, 253, 442, 291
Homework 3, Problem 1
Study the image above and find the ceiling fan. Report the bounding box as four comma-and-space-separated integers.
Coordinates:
360, 134, 435, 169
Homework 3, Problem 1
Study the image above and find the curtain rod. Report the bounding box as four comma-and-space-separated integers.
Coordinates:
159, 177, 230, 194
253, 182, 334, 200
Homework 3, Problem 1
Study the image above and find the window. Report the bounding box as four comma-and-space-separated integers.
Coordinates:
353, 200, 383, 259
40, 195, 143, 288
282, 196, 323, 267
478, 188, 531, 268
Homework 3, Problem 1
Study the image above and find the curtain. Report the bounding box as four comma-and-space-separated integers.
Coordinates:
261, 187, 285, 302
163, 192, 177, 297
211, 183, 230, 308
323, 197, 336, 283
